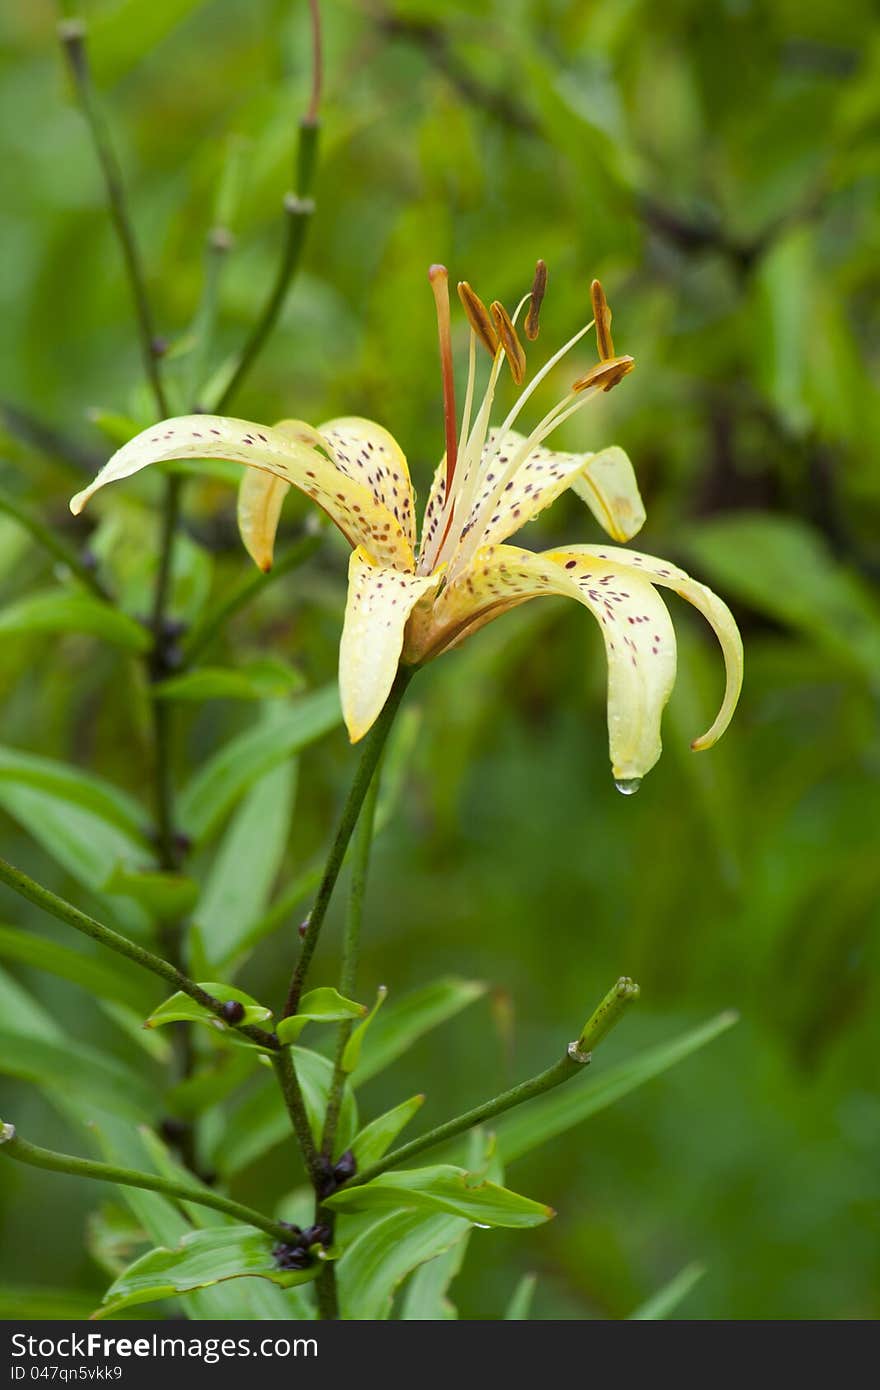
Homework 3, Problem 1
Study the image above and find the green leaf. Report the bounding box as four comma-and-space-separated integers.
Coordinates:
0, 1287, 104, 1319
0, 745, 146, 837
0, 925, 153, 1013
338, 1210, 470, 1321
682, 514, 880, 683
488, 1012, 738, 1162
277, 987, 367, 1044
0, 1028, 155, 1119
341, 984, 387, 1074
351, 1094, 425, 1170
353, 977, 488, 1085
145, 983, 272, 1031
325, 1165, 554, 1229
399, 1234, 469, 1320
96, 1226, 321, 1318
504, 1273, 538, 1320
104, 865, 200, 921
195, 757, 296, 972
217, 1048, 358, 1175
178, 685, 341, 842
0, 591, 150, 651
155, 659, 304, 702
629, 1262, 706, 1320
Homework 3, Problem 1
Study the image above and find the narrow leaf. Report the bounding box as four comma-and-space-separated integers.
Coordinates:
629, 1262, 706, 1320
353, 978, 487, 1085
0, 591, 150, 650
338, 1210, 469, 1321
325, 1165, 554, 1229
145, 983, 272, 1031
277, 987, 366, 1045
351, 1095, 425, 1170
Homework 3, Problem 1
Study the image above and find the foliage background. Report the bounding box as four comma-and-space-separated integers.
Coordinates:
1, 0, 878, 1319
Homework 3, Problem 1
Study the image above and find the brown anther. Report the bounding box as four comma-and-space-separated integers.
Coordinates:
571, 354, 635, 394
524, 259, 548, 341
490, 301, 526, 385
457, 281, 499, 358
591, 279, 615, 361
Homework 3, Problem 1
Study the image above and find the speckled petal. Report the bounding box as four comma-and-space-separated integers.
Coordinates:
453, 431, 646, 557
554, 544, 743, 751
237, 469, 290, 572
340, 548, 442, 743
319, 417, 417, 552
413, 543, 677, 780
416, 457, 448, 572
70, 415, 414, 571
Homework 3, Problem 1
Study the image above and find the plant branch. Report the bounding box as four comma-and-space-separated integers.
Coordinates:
0, 402, 102, 475
58, 18, 169, 418
281, 665, 414, 1019
183, 533, 322, 664
0, 486, 110, 599
350, 978, 641, 1186
0, 857, 278, 1051
320, 768, 382, 1159
271, 1050, 323, 1188
0, 1123, 292, 1242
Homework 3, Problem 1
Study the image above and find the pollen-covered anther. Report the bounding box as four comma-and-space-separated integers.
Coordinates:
457, 281, 499, 357
591, 279, 615, 361
490, 301, 526, 386
572, 355, 635, 394
524, 259, 548, 341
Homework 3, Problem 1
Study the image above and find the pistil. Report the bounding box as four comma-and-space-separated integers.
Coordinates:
429, 265, 459, 496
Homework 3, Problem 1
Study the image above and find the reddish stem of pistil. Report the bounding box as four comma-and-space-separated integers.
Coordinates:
429, 264, 458, 494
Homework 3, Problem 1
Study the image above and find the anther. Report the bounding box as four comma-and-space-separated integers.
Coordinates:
524, 259, 548, 341
571, 355, 635, 394
457, 281, 499, 357
590, 279, 614, 361
490, 301, 526, 385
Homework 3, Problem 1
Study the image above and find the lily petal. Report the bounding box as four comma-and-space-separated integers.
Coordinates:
456, 430, 646, 555
237, 469, 290, 572
568, 446, 647, 542
416, 457, 448, 573
319, 417, 417, 551
340, 548, 442, 742
70, 415, 414, 571
555, 545, 743, 751
412, 543, 677, 780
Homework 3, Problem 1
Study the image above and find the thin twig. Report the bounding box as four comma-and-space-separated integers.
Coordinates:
58, 18, 169, 418
0, 857, 278, 1051
0, 1123, 294, 1242
271, 1050, 324, 1188
0, 487, 110, 598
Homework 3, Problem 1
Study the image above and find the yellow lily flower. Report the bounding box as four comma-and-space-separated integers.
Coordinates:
70, 267, 742, 786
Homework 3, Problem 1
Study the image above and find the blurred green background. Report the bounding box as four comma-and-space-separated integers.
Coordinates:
1, 0, 879, 1319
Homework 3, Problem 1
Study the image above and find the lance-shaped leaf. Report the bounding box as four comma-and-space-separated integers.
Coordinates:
154, 659, 304, 702
276, 988, 367, 1045
351, 1095, 425, 1170
351, 978, 487, 1085
341, 985, 387, 1073
104, 865, 200, 921
0, 591, 150, 652
324, 1164, 554, 1229
145, 983, 272, 1032
629, 1262, 706, 1320
95, 1226, 323, 1318
337, 1209, 470, 1321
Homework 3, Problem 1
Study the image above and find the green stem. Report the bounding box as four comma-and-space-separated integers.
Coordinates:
58, 19, 169, 419
187, 227, 233, 411
350, 977, 641, 1187
271, 1050, 323, 1189
0, 857, 278, 1051
183, 533, 322, 664
0, 1124, 292, 1242
320, 769, 382, 1160
281, 666, 414, 1019
0, 487, 110, 598
213, 189, 315, 413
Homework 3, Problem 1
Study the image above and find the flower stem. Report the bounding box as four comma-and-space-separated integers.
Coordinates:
349, 977, 641, 1186
58, 17, 169, 419
320, 768, 382, 1160
183, 533, 322, 665
271, 1050, 323, 1189
281, 666, 414, 1019
0, 1123, 292, 1242
0, 857, 278, 1051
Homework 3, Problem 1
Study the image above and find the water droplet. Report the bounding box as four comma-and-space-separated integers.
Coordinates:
474, 1223, 491, 1230
614, 776, 642, 796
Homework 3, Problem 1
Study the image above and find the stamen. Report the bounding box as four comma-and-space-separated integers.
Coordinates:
572, 354, 635, 393
458, 282, 499, 357
524, 259, 548, 341
429, 264, 458, 493
591, 279, 614, 360
490, 301, 526, 385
